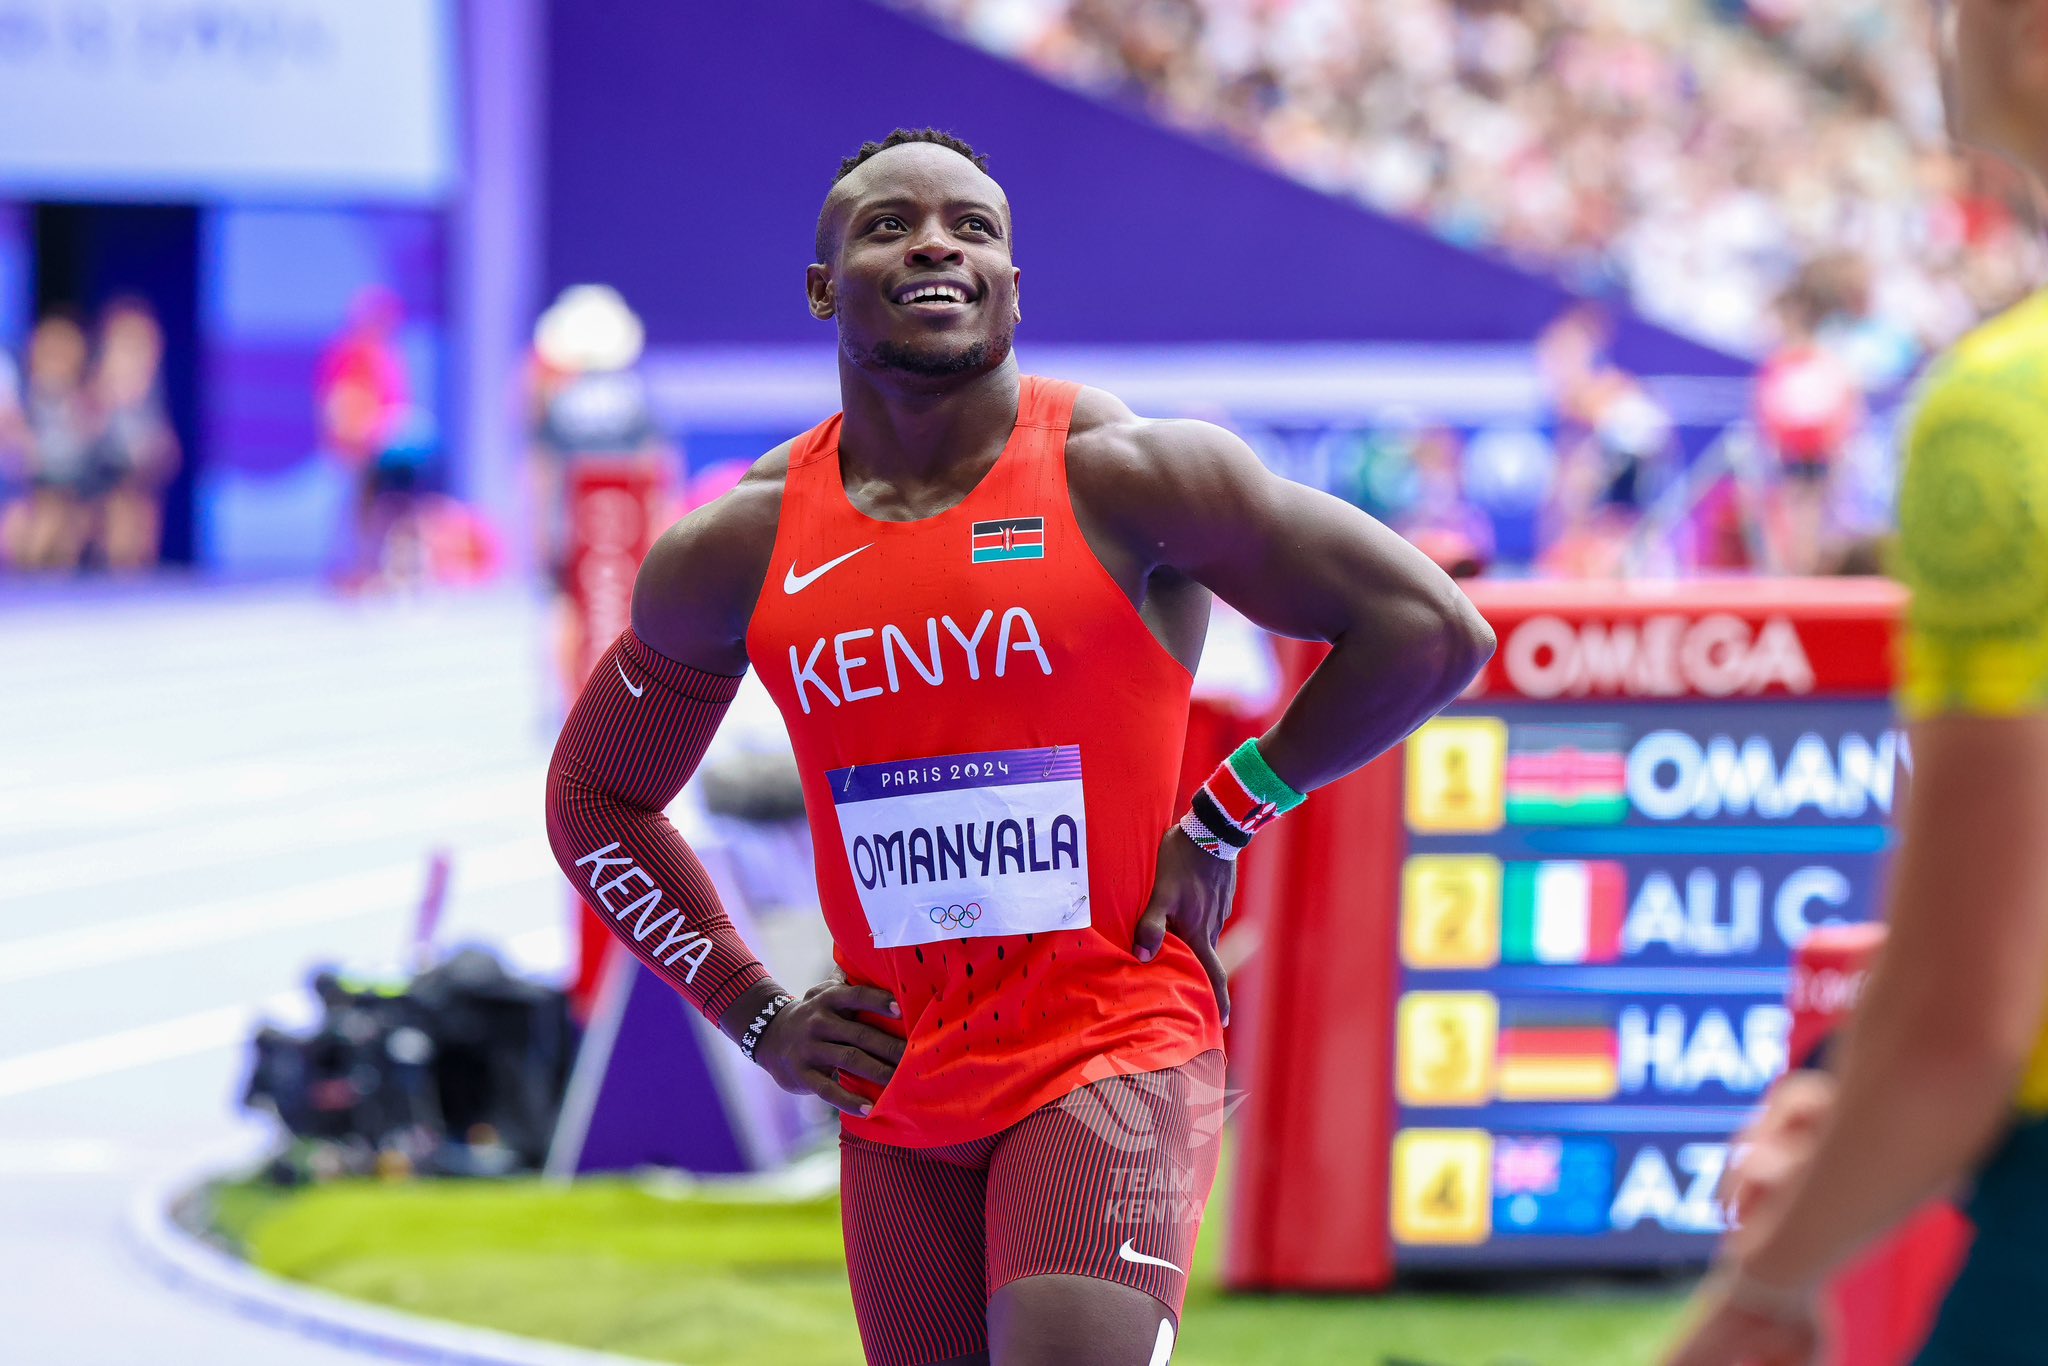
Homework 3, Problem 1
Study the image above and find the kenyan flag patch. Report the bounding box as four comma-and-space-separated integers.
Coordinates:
970, 516, 1046, 564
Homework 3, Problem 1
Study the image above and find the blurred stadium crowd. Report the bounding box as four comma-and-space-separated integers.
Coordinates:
876, 0, 2048, 580
5, 0, 2038, 589
901, 0, 2039, 370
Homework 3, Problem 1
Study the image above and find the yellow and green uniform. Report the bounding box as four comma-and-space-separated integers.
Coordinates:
1894, 289, 2048, 1364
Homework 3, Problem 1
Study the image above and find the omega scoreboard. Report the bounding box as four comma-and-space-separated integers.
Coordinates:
1226, 579, 1904, 1287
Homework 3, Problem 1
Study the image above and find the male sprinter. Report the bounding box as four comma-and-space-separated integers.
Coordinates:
1668, 5, 2048, 1363
545, 129, 1494, 1366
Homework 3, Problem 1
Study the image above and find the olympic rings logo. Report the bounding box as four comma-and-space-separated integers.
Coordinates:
929, 902, 983, 929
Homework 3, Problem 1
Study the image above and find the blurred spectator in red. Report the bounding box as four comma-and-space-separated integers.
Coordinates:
88, 298, 179, 573
1755, 277, 1864, 574
19, 313, 96, 572
316, 287, 414, 587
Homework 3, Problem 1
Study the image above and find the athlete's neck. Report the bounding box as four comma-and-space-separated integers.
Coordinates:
835, 354, 1021, 491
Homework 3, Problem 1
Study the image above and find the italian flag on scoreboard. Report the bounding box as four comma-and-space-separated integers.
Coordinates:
1501, 860, 1625, 964
1504, 723, 1628, 825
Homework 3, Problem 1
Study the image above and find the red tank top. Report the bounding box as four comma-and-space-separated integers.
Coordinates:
745, 375, 1222, 1147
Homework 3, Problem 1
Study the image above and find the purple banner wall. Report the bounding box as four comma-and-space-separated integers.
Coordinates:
546, 0, 1743, 376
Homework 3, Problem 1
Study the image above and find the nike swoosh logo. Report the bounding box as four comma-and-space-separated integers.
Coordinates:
783, 543, 872, 594
616, 659, 644, 698
1117, 1238, 1184, 1277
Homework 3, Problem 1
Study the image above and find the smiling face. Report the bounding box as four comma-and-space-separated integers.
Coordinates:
808, 142, 1020, 385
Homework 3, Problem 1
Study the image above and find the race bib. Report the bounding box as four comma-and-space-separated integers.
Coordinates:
827, 745, 1091, 949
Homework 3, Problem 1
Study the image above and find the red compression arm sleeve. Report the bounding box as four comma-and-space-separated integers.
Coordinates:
545, 629, 773, 1025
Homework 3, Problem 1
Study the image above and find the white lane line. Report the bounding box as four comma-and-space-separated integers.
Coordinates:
0, 766, 540, 903
0, 1138, 136, 1176
0, 729, 533, 827
0, 836, 553, 984
0, 930, 573, 1104
0, 675, 522, 762
129, 1151, 661, 1366
0, 1004, 256, 1100
0, 756, 424, 836
0, 937, 569, 1104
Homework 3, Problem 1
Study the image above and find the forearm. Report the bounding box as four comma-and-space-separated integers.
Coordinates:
1740, 713, 2048, 1287
544, 631, 778, 1024
1258, 596, 1493, 792
1739, 983, 2018, 1287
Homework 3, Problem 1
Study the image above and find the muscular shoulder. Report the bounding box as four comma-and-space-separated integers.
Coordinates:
1067, 385, 1258, 485
1064, 385, 1268, 565
1896, 297, 2048, 718
630, 442, 791, 675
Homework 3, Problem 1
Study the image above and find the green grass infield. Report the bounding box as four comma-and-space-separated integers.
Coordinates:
201, 1170, 1690, 1365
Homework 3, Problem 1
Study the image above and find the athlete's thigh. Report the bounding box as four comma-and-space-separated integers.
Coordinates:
982, 1050, 1226, 1364
840, 1131, 992, 1366
987, 1274, 1175, 1366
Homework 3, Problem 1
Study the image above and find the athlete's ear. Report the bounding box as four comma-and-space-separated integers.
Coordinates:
1011, 266, 1021, 326
806, 263, 835, 321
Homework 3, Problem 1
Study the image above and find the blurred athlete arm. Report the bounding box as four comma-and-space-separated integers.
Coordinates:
1665, 717, 2048, 1366
1086, 408, 1497, 792
544, 452, 901, 1114
1668, 377, 2048, 1364
1736, 718, 2048, 1276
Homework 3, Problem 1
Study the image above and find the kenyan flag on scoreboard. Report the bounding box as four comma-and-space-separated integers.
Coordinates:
970, 517, 1046, 563
1504, 723, 1627, 825
1495, 1002, 1618, 1102
1501, 860, 1625, 965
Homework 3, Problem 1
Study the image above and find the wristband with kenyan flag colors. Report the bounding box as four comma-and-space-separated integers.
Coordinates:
1178, 738, 1307, 862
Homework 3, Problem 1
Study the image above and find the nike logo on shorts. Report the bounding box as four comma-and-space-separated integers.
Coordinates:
783, 544, 872, 594
1117, 1238, 1184, 1277
616, 659, 644, 698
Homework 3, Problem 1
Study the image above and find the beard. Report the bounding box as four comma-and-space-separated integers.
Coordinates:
860, 326, 1013, 380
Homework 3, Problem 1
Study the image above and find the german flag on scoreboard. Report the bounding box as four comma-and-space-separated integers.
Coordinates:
970, 517, 1046, 563
1495, 1002, 1618, 1101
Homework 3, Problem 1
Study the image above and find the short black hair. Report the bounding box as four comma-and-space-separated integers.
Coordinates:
834, 127, 988, 184
815, 128, 991, 261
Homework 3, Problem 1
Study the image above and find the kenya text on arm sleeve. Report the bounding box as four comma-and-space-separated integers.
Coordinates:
544, 629, 773, 1023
